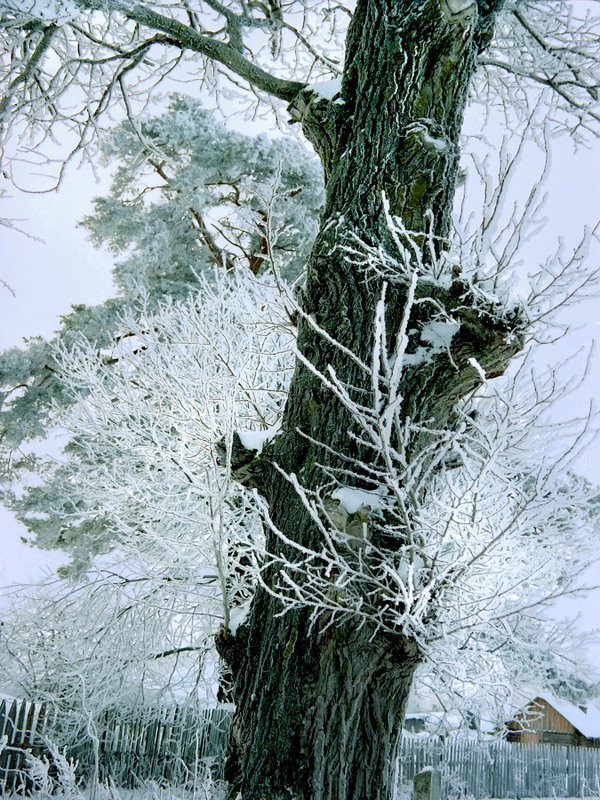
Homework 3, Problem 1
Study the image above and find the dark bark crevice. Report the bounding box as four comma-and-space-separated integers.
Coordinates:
223, 3, 513, 800
305, 627, 421, 800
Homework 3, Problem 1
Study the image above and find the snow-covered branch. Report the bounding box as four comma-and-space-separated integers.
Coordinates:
246, 209, 599, 706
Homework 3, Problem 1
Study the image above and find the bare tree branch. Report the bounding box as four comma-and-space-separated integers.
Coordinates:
77, 0, 305, 102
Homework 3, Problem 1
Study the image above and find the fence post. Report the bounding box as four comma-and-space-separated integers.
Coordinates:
413, 767, 442, 800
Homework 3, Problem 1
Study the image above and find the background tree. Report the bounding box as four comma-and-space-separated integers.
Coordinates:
1, 563, 220, 739
0, 98, 321, 490
2, 3, 600, 800
0, 269, 293, 764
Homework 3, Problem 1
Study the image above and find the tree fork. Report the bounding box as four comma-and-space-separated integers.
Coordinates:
225, 3, 513, 800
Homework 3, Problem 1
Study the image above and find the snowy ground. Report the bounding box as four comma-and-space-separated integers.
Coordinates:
6, 787, 597, 800
6, 783, 227, 800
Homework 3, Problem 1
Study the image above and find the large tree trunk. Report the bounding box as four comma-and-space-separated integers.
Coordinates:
218, 2, 515, 800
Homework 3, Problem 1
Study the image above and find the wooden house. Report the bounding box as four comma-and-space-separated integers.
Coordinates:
507, 693, 600, 747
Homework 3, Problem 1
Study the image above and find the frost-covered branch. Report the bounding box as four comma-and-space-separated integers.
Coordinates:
3, 2, 600, 185
480, 1, 600, 139
243, 205, 599, 708
0, 1, 348, 183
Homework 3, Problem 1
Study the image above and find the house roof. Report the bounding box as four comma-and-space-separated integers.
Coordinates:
534, 692, 600, 739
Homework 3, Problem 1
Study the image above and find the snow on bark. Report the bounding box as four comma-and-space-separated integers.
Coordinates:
306, 78, 344, 102
237, 423, 281, 454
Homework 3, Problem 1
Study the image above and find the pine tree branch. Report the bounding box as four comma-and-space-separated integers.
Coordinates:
149, 158, 237, 271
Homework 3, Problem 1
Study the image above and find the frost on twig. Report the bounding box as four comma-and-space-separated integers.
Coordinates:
480, 2, 600, 142
337, 196, 524, 430
453, 120, 600, 344
0, 269, 294, 712
256, 347, 598, 703
246, 204, 599, 704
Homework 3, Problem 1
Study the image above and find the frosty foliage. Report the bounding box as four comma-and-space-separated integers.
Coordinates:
82, 96, 323, 292
0, 269, 293, 730
0, 102, 310, 729
0, 563, 221, 740
0, 301, 127, 454
479, 2, 600, 141
0, 0, 348, 184
2, 107, 600, 732
0, 100, 318, 466
0, 0, 78, 24
12, 270, 293, 578
453, 119, 600, 337
19, 741, 80, 800
1, 737, 227, 800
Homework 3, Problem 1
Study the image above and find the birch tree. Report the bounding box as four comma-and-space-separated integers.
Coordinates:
2, 3, 600, 800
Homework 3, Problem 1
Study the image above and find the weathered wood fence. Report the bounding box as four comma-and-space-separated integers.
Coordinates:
0, 698, 231, 794
397, 736, 600, 798
3, 697, 600, 796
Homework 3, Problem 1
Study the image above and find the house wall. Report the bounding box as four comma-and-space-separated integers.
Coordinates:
507, 697, 600, 748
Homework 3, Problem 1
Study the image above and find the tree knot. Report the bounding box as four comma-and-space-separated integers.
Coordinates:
288, 83, 343, 180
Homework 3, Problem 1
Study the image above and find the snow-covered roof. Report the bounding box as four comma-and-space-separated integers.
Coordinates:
534, 693, 600, 739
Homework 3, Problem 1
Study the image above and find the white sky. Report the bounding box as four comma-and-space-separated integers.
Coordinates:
0, 165, 116, 588
0, 94, 599, 678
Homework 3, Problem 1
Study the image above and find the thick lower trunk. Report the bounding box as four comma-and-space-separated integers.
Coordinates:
221, 2, 512, 800
223, 586, 419, 800
221, 453, 422, 800
307, 629, 419, 800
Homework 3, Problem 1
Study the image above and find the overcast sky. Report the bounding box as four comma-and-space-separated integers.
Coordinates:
1, 96, 599, 677
0, 166, 116, 590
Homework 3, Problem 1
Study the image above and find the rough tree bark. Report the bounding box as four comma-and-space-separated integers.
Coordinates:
216, 2, 521, 800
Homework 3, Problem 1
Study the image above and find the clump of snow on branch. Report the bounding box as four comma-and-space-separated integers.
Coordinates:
331, 486, 387, 515
307, 78, 344, 102
238, 424, 281, 454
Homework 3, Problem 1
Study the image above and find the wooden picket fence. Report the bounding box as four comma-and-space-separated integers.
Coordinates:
397, 735, 600, 798
0, 699, 54, 795
0, 697, 231, 794
3, 697, 600, 796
